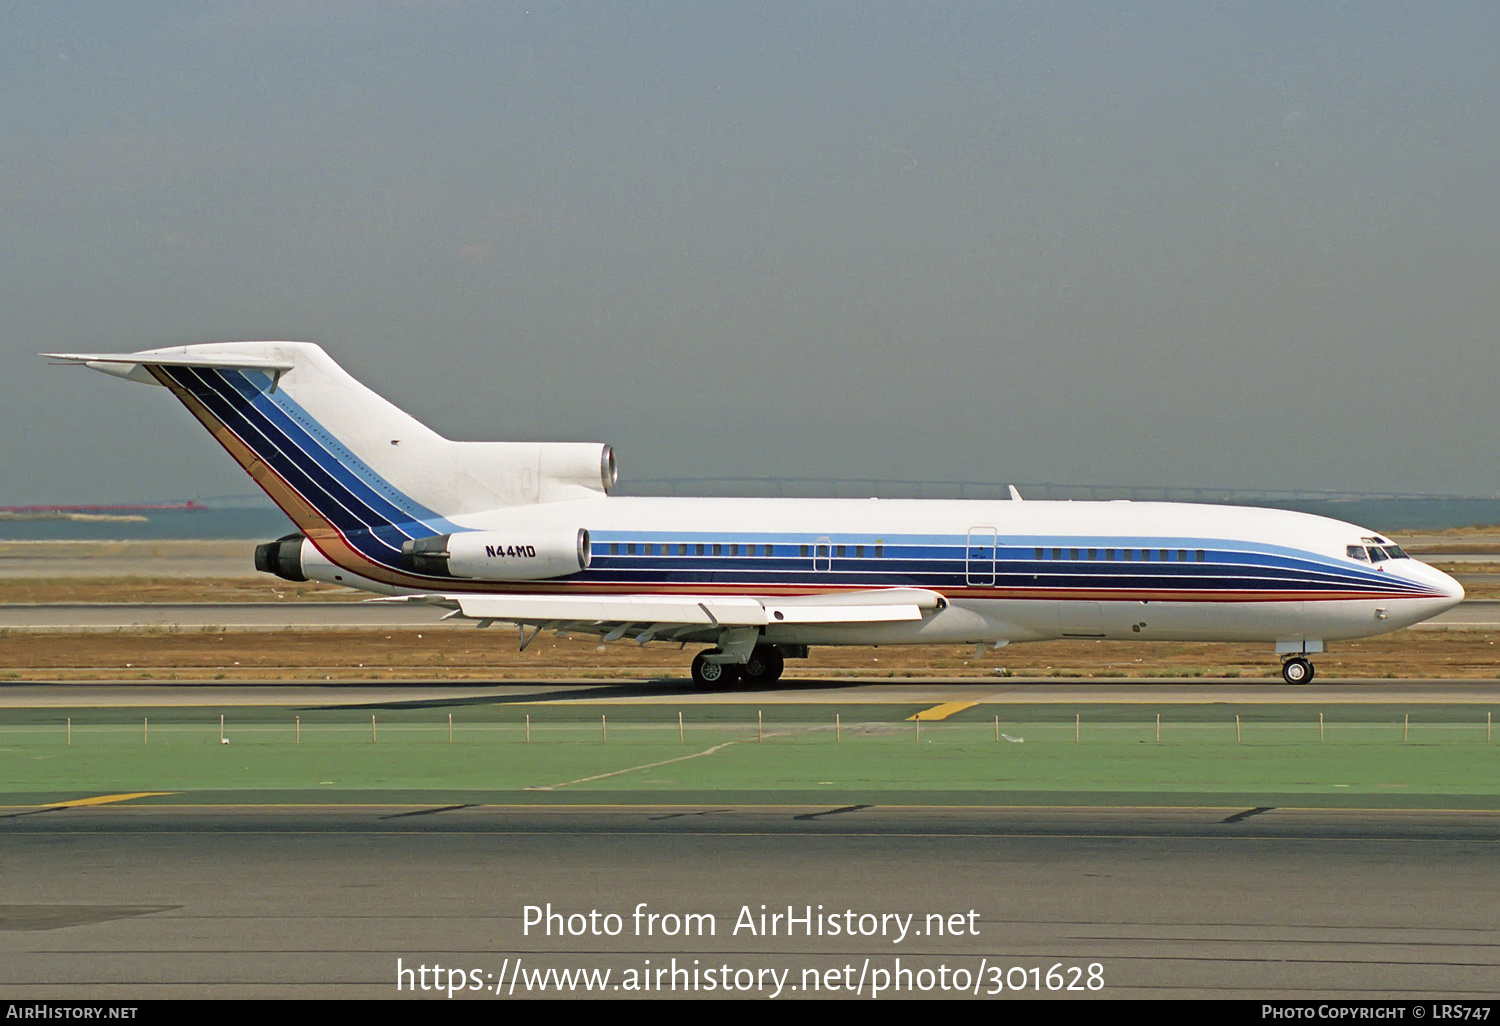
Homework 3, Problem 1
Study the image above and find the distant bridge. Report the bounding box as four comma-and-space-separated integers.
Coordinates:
0, 501, 207, 513
122, 485, 1498, 508
615, 477, 1491, 504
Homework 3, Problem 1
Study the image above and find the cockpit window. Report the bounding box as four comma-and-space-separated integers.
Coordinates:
1354, 537, 1410, 562
1347, 545, 1370, 561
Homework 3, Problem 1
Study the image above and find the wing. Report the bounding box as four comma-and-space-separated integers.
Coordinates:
388, 588, 947, 647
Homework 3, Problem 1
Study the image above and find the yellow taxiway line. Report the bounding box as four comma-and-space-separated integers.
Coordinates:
908, 701, 978, 722
44, 792, 179, 809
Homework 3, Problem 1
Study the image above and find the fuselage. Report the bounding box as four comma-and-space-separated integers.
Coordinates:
297, 495, 1465, 649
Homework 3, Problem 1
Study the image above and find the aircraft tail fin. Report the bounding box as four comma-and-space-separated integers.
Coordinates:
44, 343, 616, 548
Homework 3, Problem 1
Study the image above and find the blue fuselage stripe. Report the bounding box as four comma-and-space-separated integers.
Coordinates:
567, 539, 1428, 596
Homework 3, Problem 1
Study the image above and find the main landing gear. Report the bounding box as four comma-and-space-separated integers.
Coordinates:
690, 650, 736, 687
690, 645, 785, 688
1281, 656, 1315, 685
741, 646, 785, 686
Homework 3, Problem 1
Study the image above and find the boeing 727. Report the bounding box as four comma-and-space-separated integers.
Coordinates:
45, 342, 1465, 686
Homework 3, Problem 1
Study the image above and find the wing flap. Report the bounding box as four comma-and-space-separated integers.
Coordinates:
764, 603, 923, 624
449, 594, 767, 626
390, 587, 942, 633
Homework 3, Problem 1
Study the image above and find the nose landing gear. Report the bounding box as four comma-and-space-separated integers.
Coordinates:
1281, 656, 1315, 685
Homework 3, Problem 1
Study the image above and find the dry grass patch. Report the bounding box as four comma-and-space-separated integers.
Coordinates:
0, 577, 359, 604
0, 628, 1495, 681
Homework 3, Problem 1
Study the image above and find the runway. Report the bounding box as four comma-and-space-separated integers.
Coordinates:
4, 657, 1495, 998
1, 805, 1495, 999
0, 599, 1497, 629
5, 679, 1500, 707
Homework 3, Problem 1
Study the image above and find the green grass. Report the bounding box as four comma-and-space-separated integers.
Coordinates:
1, 703, 1496, 807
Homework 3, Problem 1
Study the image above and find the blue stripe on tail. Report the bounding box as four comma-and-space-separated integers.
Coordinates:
167, 367, 457, 570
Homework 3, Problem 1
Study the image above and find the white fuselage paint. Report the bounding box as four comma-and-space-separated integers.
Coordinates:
299, 495, 1464, 649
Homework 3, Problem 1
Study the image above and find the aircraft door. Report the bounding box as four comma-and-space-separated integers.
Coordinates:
965, 527, 997, 586
814, 537, 832, 571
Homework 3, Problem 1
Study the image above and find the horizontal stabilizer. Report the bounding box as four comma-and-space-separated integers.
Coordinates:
42, 349, 297, 387
42, 351, 297, 370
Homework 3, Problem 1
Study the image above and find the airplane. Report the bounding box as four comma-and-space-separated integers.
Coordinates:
44, 341, 1465, 686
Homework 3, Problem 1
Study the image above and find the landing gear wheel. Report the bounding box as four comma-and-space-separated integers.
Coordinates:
740, 646, 785, 686
1281, 657, 1314, 685
691, 650, 740, 688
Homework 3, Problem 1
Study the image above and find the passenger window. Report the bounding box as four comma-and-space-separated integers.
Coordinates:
713, 544, 722, 556
856, 545, 865, 558
610, 543, 618, 556
1052, 548, 1061, 560
1123, 549, 1133, 561
695, 543, 705, 556
1159, 550, 1168, 561
836, 545, 846, 557
800, 545, 809, 558
678, 544, 687, 556
1087, 549, 1097, 560
729, 544, 739, 556
874, 545, 883, 559
1070, 548, 1079, 560
1195, 550, 1205, 562
627, 543, 636, 555
1178, 550, 1187, 562
1105, 548, 1115, 561
1035, 548, 1044, 560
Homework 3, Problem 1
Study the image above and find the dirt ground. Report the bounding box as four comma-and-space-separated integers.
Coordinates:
0, 577, 356, 604
0, 627, 1494, 682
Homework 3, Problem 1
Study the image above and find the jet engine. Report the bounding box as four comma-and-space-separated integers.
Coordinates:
402, 528, 591, 581
254, 533, 308, 582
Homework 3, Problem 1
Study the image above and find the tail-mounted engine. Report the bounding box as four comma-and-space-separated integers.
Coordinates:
402, 528, 591, 581
254, 532, 308, 582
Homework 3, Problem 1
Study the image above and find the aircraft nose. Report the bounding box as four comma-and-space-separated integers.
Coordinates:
1415, 562, 1465, 608
1440, 567, 1466, 605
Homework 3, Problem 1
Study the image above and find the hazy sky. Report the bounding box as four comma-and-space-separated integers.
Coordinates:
4, 2, 1498, 503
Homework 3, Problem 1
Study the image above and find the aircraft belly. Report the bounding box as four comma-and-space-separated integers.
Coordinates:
765, 596, 1446, 647
1110, 598, 1437, 643
763, 601, 1042, 646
